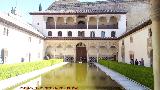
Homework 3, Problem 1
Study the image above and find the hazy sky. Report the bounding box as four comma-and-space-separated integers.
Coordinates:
0, 0, 101, 23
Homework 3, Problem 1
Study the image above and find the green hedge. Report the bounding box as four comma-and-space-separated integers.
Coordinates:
99, 60, 153, 89
0, 59, 63, 81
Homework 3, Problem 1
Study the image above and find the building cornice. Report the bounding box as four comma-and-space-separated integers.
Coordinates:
45, 37, 118, 40
29, 12, 127, 15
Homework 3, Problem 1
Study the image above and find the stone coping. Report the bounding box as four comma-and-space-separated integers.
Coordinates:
0, 62, 68, 90
95, 63, 151, 90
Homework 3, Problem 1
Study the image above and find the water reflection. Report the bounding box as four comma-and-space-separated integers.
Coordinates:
17, 63, 123, 90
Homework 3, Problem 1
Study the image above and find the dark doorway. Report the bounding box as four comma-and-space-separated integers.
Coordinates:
76, 42, 87, 63
77, 21, 86, 29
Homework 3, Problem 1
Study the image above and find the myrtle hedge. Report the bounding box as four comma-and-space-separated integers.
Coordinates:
99, 60, 153, 89
0, 59, 63, 80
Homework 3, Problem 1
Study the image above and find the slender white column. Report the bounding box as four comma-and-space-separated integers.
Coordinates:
97, 48, 99, 63
151, 0, 160, 90
54, 17, 57, 29
97, 17, 99, 29
86, 16, 89, 29
64, 17, 67, 24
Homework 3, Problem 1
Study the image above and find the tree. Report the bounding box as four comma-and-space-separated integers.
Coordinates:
39, 3, 42, 11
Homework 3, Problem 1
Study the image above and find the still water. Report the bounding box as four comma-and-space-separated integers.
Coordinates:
16, 63, 124, 90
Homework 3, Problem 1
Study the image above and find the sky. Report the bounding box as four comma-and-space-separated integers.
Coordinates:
0, 0, 101, 23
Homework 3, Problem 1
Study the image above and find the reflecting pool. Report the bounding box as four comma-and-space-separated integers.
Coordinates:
16, 63, 124, 90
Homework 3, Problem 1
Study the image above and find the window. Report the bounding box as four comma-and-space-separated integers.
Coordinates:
101, 31, 105, 38
48, 31, 52, 36
58, 31, 62, 37
130, 36, 133, 43
122, 40, 124, 45
68, 31, 72, 37
111, 31, 116, 37
6, 29, 9, 36
3, 28, 6, 35
149, 28, 152, 37
90, 31, 95, 37
28, 37, 31, 42
78, 31, 85, 37
1, 48, 8, 64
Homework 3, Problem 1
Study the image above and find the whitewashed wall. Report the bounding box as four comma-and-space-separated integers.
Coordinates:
0, 23, 44, 64
118, 25, 151, 67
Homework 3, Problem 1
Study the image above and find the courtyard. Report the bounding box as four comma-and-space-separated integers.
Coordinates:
0, 0, 160, 90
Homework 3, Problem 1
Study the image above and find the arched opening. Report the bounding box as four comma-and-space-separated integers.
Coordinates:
48, 31, 52, 36
46, 17, 55, 29
109, 16, 118, 29
76, 42, 87, 63
66, 17, 74, 25
90, 31, 95, 37
101, 31, 105, 38
1, 48, 8, 64
65, 45, 74, 62
77, 21, 86, 29
57, 17, 65, 25
111, 31, 116, 37
68, 31, 72, 37
58, 31, 62, 37
99, 17, 107, 25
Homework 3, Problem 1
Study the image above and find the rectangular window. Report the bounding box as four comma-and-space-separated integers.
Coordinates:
29, 37, 31, 42
3, 28, 6, 35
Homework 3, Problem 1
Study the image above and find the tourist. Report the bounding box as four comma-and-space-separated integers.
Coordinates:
141, 58, 144, 66
130, 59, 134, 64
135, 59, 138, 65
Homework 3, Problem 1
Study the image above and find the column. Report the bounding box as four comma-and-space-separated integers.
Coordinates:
97, 47, 99, 63
64, 17, 67, 24
97, 17, 99, 29
74, 47, 76, 63
87, 48, 89, 62
87, 17, 89, 29
54, 17, 57, 29
151, 0, 160, 90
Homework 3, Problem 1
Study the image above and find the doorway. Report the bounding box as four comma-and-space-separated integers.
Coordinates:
76, 42, 87, 63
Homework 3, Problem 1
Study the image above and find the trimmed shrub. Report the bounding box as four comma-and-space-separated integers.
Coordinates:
99, 60, 153, 89
0, 59, 63, 80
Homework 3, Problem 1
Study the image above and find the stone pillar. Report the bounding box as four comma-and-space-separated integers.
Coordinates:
86, 17, 89, 29
151, 0, 160, 90
97, 50, 99, 63
97, 17, 99, 29
87, 48, 89, 62
64, 17, 67, 24
54, 17, 57, 29
74, 47, 76, 63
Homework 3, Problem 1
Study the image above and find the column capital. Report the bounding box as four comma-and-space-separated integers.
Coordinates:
151, 0, 160, 21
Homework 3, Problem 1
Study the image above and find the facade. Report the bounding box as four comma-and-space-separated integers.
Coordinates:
0, 0, 153, 67
0, 12, 44, 64
30, 0, 127, 63
118, 20, 152, 67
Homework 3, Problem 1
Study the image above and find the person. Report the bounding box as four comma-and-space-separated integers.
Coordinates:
141, 58, 144, 66
130, 58, 134, 64
135, 59, 138, 65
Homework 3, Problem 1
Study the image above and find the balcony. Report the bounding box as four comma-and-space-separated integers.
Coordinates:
46, 24, 118, 29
